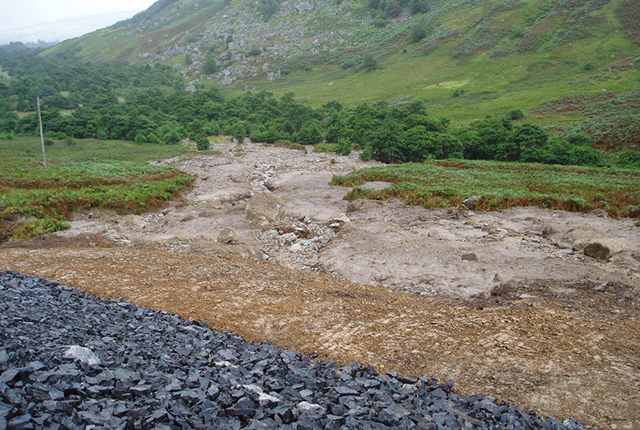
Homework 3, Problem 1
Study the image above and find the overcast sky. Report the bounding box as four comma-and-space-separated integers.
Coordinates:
0, 0, 158, 44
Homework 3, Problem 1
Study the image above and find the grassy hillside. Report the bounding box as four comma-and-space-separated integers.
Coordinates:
46, 0, 640, 139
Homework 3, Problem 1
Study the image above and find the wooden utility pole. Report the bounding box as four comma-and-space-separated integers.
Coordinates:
36, 94, 47, 168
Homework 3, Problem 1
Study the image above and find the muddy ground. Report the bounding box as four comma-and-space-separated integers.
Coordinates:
2, 141, 639, 429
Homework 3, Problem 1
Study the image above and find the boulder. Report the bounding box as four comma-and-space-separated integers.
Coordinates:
217, 228, 238, 244
346, 199, 387, 213
245, 192, 286, 228
584, 238, 634, 260
561, 227, 609, 251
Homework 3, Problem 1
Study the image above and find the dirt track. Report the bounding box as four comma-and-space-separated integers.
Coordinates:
2, 141, 639, 429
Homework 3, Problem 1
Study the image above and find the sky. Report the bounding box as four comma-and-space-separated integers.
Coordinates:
0, 0, 158, 45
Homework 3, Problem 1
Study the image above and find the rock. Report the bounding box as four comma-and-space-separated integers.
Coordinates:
217, 228, 238, 244
245, 192, 286, 228
63, 346, 101, 366
0, 271, 591, 430
584, 238, 634, 260
346, 199, 387, 213
562, 227, 609, 251
462, 196, 482, 209
360, 182, 393, 191
296, 401, 326, 420
590, 209, 609, 218
328, 213, 351, 224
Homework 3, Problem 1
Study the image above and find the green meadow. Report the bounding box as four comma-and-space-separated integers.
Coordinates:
332, 160, 640, 219
0, 137, 193, 240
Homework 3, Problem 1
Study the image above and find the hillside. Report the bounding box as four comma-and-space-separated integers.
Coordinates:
47, 0, 640, 125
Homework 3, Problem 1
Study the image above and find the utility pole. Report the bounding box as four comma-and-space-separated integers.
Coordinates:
36, 93, 47, 168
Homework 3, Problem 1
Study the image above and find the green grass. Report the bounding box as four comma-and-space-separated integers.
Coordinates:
331, 160, 640, 218
0, 136, 190, 163
0, 137, 194, 240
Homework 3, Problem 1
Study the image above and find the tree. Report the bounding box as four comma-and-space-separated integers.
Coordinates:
233, 121, 251, 142
513, 123, 548, 148
296, 121, 323, 145
366, 119, 405, 163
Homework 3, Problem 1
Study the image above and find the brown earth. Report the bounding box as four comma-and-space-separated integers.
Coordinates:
1, 141, 639, 429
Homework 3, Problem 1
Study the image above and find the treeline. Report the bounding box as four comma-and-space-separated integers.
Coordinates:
0, 49, 182, 112
2, 89, 618, 167
1, 49, 638, 168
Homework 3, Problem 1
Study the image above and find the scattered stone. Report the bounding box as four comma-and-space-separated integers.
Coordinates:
462, 196, 482, 209
590, 209, 609, 218
217, 227, 238, 244
461, 253, 478, 261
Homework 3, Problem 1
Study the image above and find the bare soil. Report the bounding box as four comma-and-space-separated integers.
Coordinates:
2, 141, 639, 429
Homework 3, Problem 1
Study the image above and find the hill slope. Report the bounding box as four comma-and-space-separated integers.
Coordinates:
47, 0, 640, 132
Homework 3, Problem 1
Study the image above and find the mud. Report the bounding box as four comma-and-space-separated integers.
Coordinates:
2, 141, 639, 429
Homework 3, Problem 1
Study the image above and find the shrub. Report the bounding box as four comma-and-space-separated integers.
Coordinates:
335, 138, 353, 155
196, 136, 210, 151
506, 109, 525, 120
313, 143, 336, 153
410, 16, 428, 42
372, 17, 387, 28
203, 54, 219, 75
410, 0, 430, 14
616, 151, 640, 169
361, 53, 379, 71
247, 47, 263, 56
565, 132, 592, 146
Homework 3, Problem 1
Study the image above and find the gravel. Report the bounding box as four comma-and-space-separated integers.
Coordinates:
0, 271, 589, 429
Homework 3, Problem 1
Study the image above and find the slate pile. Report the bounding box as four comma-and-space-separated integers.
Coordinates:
0, 271, 589, 430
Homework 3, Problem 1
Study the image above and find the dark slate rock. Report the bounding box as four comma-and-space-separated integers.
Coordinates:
0, 271, 589, 430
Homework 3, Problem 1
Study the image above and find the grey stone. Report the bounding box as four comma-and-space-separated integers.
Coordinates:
245, 192, 286, 228
584, 238, 633, 260
461, 253, 478, 261
217, 227, 238, 244
63, 346, 101, 366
